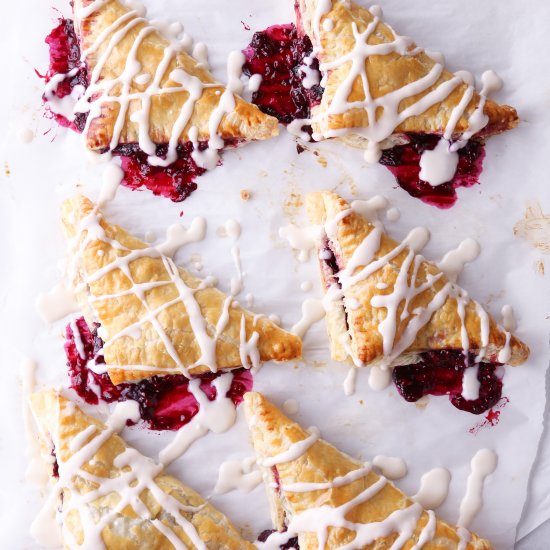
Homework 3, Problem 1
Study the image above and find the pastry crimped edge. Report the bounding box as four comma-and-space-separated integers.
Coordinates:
306, 191, 529, 367
61, 195, 302, 384
295, 0, 518, 142
245, 391, 494, 550
29, 389, 255, 549
73, 0, 279, 152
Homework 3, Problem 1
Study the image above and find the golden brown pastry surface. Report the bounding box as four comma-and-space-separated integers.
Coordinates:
29, 389, 255, 549
295, 0, 518, 141
73, 0, 278, 151
306, 191, 529, 367
245, 391, 494, 550
62, 195, 302, 384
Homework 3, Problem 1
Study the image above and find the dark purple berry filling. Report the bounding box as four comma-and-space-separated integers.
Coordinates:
243, 24, 322, 124
65, 317, 253, 431
379, 133, 486, 209
393, 350, 503, 415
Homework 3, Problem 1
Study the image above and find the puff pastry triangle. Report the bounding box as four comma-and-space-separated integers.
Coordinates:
61, 195, 301, 385
69, 0, 278, 157
295, 0, 518, 158
306, 191, 529, 369
29, 389, 254, 549
244, 391, 493, 550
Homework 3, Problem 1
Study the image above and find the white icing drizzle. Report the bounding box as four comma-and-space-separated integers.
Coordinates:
458, 449, 498, 528
260, 427, 321, 467
98, 162, 124, 207
300, 55, 321, 89
47, 2, 247, 169
437, 238, 481, 283
413, 468, 451, 509
225, 218, 242, 240
35, 283, 79, 324
192, 42, 209, 69
67, 205, 259, 378
159, 374, 237, 465
291, 299, 326, 339
320, 205, 512, 369
372, 455, 408, 480
214, 456, 262, 494
282, 398, 300, 415
311, 4, 504, 180
287, 118, 313, 141
258, 429, 438, 550
300, 280, 313, 292
32, 399, 209, 549
343, 366, 358, 396
501, 304, 517, 332
156, 217, 207, 256
230, 245, 245, 296
248, 73, 263, 92
386, 207, 400, 222
279, 224, 323, 262
461, 364, 480, 401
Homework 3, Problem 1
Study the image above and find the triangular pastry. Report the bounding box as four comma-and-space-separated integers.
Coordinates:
44, 0, 278, 179
307, 191, 529, 368
29, 389, 254, 549
294, 0, 518, 158
244, 391, 493, 549
62, 195, 301, 385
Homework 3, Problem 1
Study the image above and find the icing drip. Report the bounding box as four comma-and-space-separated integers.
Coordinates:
214, 456, 262, 494
437, 238, 481, 283
413, 468, 451, 509
372, 455, 407, 480
279, 223, 323, 262
458, 449, 498, 528
34, 400, 208, 548
291, 299, 326, 339
282, 398, 300, 415
158, 374, 240, 465
35, 283, 79, 324
260, 427, 320, 467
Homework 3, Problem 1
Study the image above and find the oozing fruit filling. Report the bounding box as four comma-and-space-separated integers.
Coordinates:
257, 530, 299, 550
65, 317, 253, 431
319, 240, 503, 414
42, 18, 88, 132
393, 350, 503, 415
379, 133, 486, 209
243, 24, 323, 124
42, 18, 222, 202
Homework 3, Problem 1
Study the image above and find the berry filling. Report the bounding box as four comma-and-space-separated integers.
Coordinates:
42, 18, 88, 132
379, 133, 486, 209
257, 530, 299, 550
243, 24, 322, 124
393, 350, 503, 415
65, 317, 253, 431
42, 18, 230, 202
112, 143, 207, 203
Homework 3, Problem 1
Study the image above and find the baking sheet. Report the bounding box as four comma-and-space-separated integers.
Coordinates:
1, 0, 550, 548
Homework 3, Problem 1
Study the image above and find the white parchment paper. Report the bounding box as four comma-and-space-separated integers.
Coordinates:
0, 1, 549, 549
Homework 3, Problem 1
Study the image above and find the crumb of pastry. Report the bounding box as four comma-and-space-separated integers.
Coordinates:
4, 162, 10, 177
534, 259, 545, 277
240, 189, 252, 201
216, 226, 227, 238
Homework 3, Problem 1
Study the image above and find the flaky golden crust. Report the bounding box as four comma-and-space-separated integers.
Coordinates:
29, 390, 254, 549
61, 195, 301, 384
73, 0, 278, 151
245, 392, 493, 550
307, 191, 529, 367
296, 0, 518, 140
